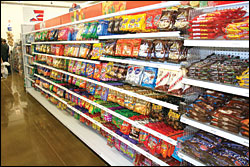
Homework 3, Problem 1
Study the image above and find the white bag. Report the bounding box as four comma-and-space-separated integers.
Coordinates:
1, 62, 10, 78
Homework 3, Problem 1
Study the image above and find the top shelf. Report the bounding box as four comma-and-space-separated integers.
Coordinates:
22, 1, 180, 35
184, 40, 249, 49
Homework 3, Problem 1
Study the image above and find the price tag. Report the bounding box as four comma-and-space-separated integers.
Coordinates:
144, 152, 153, 159
243, 140, 249, 146
128, 143, 134, 148
209, 129, 217, 135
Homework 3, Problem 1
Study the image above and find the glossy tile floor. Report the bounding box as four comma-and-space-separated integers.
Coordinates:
1, 73, 108, 166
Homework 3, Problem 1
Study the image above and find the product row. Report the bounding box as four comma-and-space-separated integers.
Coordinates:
187, 54, 249, 88
181, 130, 249, 166
36, 67, 184, 118
27, 7, 248, 42
185, 90, 249, 137
35, 54, 193, 96
34, 77, 184, 164
34, 38, 189, 63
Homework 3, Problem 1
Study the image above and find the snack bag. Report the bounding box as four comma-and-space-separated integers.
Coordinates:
81, 23, 90, 39
79, 44, 91, 59
90, 43, 103, 60
115, 39, 124, 56
85, 63, 95, 78
125, 65, 134, 84
132, 66, 144, 85
152, 40, 167, 61
141, 67, 158, 89
72, 44, 80, 57
93, 64, 102, 81
103, 40, 116, 56
158, 10, 176, 31
58, 27, 70, 41
68, 60, 75, 73
120, 16, 131, 32
75, 61, 82, 75
134, 14, 146, 32
138, 40, 153, 60
100, 63, 108, 81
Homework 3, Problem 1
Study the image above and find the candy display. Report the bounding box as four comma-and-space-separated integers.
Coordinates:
188, 7, 248, 39
187, 54, 249, 88
185, 90, 249, 134
182, 131, 249, 166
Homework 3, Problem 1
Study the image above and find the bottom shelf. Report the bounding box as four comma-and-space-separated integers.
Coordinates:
26, 87, 134, 166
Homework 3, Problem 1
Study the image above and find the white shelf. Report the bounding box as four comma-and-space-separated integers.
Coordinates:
34, 73, 178, 147
25, 76, 35, 83
32, 52, 101, 64
184, 40, 249, 48
99, 32, 180, 39
25, 54, 33, 58
25, 44, 32, 46
181, 115, 249, 147
30, 85, 171, 166
24, 64, 34, 69
31, 40, 99, 44
22, 1, 180, 34
178, 151, 205, 166
183, 78, 249, 97
26, 87, 134, 166
34, 62, 179, 111
100, 57, 182, 71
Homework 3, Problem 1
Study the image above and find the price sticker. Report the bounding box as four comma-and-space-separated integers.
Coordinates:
243, 140, 249, 146
144, 152, 153, 159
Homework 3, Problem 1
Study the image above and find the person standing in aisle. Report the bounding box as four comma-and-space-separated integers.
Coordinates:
1, 38, 11, 74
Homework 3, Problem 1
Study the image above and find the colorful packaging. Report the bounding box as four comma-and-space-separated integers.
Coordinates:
85, 63, 95, 78
141, 67, 158, 89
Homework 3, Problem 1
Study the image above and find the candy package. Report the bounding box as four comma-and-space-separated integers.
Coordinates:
90, 43, 103, 60
138, 40, 153, 60
158, 10, 176, 31
58, 27, 70, 41
85, 63, 95, 78
103, 40, 116, 56
93, 64, 102, 81
79, 44, 91, 59
132, 66, 144, 85
141, 67, 158, 89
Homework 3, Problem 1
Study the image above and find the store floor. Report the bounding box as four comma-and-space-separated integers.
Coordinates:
1, 72, 108, 166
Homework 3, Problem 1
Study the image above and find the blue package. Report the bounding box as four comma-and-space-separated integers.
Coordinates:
141, 67, 158, 89
97, 20, 109, 36
67, 30, 72, 41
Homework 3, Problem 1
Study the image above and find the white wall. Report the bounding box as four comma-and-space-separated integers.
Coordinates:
1, 3, 69, 45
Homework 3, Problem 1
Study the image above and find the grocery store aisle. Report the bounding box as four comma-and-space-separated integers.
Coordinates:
1, 73, 108, 166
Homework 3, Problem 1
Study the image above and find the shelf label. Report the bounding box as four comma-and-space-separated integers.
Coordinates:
243, 140, 249, 146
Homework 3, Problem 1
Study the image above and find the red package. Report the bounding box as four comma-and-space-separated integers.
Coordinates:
93, 64, 102, 81
152, 9, 162, 29
120, 121, 131, 135
121, 39, 133, 57
189, 32, 217, 37
59, 45, 65, 56
145, 11, 154, 30
58, 27, 69, 41
188, 28, 220, 33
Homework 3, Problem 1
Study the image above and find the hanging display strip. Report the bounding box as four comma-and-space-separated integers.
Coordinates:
24, 64, 34, 69
23, 1, 180, 34
98, 32, 181, 39
33, 84, 171, 166
26, 88, 134, 166
31, 41, 100, 44
184, 40, 249, 48
183, 78, 249, 97
99, 57, 182, 71
33, 62, 179, 111
181, 115, 249, 147
25, 76, 35, 83
32, 52, 101, 64
25, 54, 33, 58
34, 73, 178, 146
177, 151, 205, 166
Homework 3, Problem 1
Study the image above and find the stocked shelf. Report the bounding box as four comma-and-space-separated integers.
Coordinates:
26, 87, 134, 166
99, 32, 181, 40
34, 62, 179, 111
32, 84, 173, 166
180, 115, 249, 147
23, 1, 180, 35
31, 40, 100, 44
182, 78, 249, 97
184, 40, 249, 48
34, 73, 178, 146
177, 151, 205, 166
32, 52, 101, 64
99, 57, 182, 71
